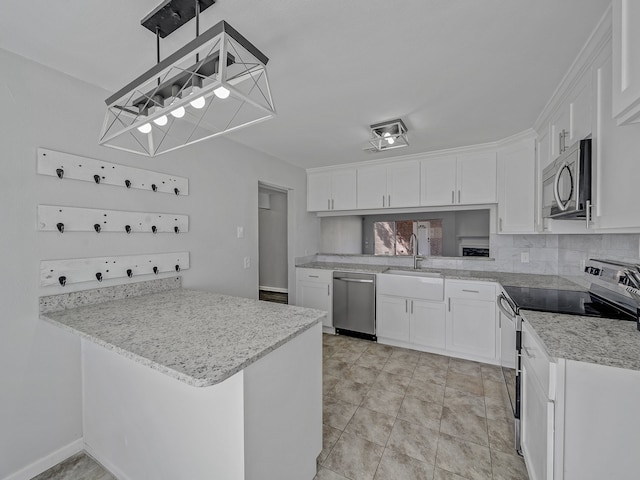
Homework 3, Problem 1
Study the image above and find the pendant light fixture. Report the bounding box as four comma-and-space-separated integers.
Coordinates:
99, 0, 276, 157
368, 119, 409, 151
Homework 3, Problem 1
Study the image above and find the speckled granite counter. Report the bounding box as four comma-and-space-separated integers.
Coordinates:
297, 262, 584, 290
521, 310, 640, 371
41, 288, 325, 387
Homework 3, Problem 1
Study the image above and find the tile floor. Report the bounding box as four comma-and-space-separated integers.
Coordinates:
315, 333, 529, 480
34, 333, 528, 480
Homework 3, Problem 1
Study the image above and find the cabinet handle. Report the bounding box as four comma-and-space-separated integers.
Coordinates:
586, 200, 592, 228
462, 289, 480, 293
327, 199, 331, 210
405, 299, 408, 312
411, 300, 413, 314
448, 298, 451, 311
382, 195, 385, 207
309, 275, 319, 278
523, 346, 536, 359
388, 195, 391, 207
451, 191, 454, 204
331, 198, 334, 210
327, 284, 330, 296
458, 190, 461, 203
499, 217, 503, 232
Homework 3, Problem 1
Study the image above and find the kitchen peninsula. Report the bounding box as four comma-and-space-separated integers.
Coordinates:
39, 278, 325, 480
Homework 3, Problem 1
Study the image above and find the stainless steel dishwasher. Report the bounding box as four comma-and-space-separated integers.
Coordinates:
332, 271, 376, 341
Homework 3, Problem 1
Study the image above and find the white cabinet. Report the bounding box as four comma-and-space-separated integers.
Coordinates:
307, 168, 356, 211
377, 295, 446, 349
445, 280, 498, 363
497, 139, 536, 234
612, 0, 640, 125
410, 300, 446, 350
295, 268, 332, 328
376, 295, 411, 342
521, 321, 556, 480
421, 153, 497, 207
357, 161, 420, 209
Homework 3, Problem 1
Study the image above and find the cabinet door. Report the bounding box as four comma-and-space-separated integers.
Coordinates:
457, 152, 497, 204
376, 295, 410, 342
612, 0, 640, 124
569, 73, 592, 145
550, 107, 569, 160
357, 164, 388, 209
297, 280, 332, 328
446, 298, 497, 360
330, 169, 357, 210
307, 172, 331, 211
521, 353, 554, 480
421, 156, 457, 206
387, 161, 420, 208
410, 300, 446, 349
497, 140, 535, 234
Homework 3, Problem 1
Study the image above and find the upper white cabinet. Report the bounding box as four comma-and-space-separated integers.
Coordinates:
497, 139, 536, 234
421, 153, 497, 207
356, 161, 420, 209
307, 168, 356, 211
612, 0, 640, 125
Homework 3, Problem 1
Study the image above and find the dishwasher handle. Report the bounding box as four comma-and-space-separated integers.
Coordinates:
334, 277, 375, 284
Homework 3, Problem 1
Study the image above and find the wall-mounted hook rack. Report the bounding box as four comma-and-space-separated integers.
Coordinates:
38, 206, 189, 234
37, 148, 189, 195
40, 252, 189, 287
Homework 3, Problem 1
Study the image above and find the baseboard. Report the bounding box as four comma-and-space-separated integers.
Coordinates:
258, 286, 288, 293
3, 438, 83, 480
84, 443, 131, 480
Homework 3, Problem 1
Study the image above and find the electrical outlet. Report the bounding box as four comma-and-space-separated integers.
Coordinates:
243, 256, 250, 269
520, 252, 530, 263
237, 226, 244, 239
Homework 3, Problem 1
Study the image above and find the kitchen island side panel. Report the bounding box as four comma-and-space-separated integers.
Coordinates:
81, 339, 246, 480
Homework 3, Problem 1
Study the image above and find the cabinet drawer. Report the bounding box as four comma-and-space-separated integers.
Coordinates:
446, 280, 496, 301
522, 321, 555, 399
296, 268, 332, 283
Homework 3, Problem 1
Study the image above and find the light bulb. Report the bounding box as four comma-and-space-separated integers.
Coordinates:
170, 106, 185, 118
383, 132, 395, 145
153, 115, 168, 126
214, 86, 230, 99
137, 123, 152, 134
190, 96, 206, 109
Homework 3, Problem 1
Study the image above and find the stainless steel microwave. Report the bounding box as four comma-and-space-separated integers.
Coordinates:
542, 139, 592, 219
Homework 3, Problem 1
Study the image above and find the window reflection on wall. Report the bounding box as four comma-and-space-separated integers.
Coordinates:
374, 220, 443, 256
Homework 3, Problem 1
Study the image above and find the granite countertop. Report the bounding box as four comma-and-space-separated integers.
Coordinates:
297, 262, 584, 291
522, 310, 640, 372
41, 289, 325, 387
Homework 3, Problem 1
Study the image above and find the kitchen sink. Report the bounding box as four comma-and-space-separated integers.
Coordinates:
378, 269, 444, 301
382, 269, 442, 278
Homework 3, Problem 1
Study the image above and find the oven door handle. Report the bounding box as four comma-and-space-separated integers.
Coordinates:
497, 293, 517, 319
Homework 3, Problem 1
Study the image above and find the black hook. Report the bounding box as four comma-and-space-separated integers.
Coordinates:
58, 276, 67, 286
174, 187, 180, 195
125, 179, 131, 188
125, 225, 131, 234
126, 269, 133, 278
151, 184, 157, 192
174, 226, 180, 234
175, 264, 181, 272
56, 223, 64, 233
56, 168, 64, 179
153, 266, 159, 275
93, 174, 101, 184
96, 272, 103, 282
152, 225, 157, 234
94, 224, 101, 233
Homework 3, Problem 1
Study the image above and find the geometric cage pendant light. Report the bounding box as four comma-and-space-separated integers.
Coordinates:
98, 0, 276, 157
368, 118, 409, 152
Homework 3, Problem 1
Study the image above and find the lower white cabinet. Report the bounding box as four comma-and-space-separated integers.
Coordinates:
295, 268, 332, 328
445, 280, 498, 363
377, 294, 446, 348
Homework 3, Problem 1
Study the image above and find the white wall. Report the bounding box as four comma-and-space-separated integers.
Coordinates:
0, 48, 319, 479
258, 190, 288, 290
319, 216, 363, 254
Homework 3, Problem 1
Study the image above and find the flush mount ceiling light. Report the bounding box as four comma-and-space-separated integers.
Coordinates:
99, 0, 276, 157
368, 119, 409, 152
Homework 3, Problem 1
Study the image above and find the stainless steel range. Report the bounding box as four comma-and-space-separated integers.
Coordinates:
497, 259, 640, 455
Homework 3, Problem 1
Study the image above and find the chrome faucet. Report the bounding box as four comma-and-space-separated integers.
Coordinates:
409, 233, 422, 270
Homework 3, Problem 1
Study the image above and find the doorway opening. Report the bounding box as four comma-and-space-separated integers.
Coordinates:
258, 183, 289, 304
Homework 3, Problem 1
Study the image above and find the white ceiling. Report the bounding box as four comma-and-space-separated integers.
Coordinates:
0, 0, 610, 168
